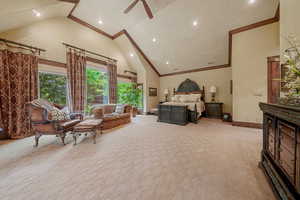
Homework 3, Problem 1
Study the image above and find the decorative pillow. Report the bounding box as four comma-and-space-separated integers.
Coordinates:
115, 104, 125, 114
191, 94, 202, 102
50, 108, 70, 121
61, 106, 70, 114
31, 99, 70, 121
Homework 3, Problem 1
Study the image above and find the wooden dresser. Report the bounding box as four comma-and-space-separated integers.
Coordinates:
259, 103, 300, 200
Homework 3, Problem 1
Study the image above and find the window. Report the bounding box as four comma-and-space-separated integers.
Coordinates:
86, 67, 109, 110
39, 72, 68, 106
117, 82, 143, 108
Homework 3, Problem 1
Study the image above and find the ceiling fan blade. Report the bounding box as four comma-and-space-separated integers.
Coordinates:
141, 0, 153, 19
124, 0, 140, 14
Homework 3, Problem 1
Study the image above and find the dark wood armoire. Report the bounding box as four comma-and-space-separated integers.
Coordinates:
259, 103, 300, 200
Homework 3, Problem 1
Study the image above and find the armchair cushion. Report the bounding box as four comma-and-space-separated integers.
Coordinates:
31, 99, 70, 121
60, 119, 81, 130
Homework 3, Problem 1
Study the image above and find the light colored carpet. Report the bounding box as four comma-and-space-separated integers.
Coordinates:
0, 116, 275, 200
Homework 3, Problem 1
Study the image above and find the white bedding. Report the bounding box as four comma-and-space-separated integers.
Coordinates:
162, 101, 205, 116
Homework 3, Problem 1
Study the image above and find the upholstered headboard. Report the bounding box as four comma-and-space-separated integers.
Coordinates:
173, 79, 205, 101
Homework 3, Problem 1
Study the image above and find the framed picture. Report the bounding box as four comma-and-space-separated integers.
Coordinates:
149, 87, 157, 96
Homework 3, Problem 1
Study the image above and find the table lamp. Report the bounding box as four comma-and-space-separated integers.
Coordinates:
210, 86, 217, 102
164, 89, 169, 102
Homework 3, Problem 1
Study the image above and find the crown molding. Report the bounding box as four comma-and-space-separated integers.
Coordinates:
68, 15, 114, 39
160, 64, 230, 77
67, 1, 280, 77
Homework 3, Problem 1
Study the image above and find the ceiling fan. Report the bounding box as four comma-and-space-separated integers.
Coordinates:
124, 0, 154, 19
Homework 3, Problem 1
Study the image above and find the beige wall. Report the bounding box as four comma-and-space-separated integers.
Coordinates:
159, 68, 233, 114
135, 49, 160, 112
280, 0, 300, 57
232, 22, 279, 123
0, 17, 134, 75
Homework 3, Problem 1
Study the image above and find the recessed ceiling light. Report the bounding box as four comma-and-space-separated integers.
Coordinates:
152, 38, 157, 42
130, 53, 134, 57
248, 0, 256, 4
98, 20, 103, 24
193, 20, 198, 26
32, 9, 41, 17
166, 61, 169, 65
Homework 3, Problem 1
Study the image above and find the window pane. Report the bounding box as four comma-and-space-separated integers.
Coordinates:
117, 82, 143, 108
86, 68, 109, 110
39, 72, 67, 106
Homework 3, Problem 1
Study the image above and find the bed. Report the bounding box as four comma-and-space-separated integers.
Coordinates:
158, 79, 205, 125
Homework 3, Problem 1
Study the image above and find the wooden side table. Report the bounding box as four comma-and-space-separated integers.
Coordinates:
205, 102, 223, 119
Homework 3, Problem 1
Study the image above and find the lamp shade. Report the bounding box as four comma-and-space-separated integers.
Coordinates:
164, 89, 169, 95
210, 86, 217, 93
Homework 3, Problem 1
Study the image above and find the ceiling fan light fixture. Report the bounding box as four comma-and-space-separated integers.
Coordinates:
130, 53, 134, 57
152, 38, 157, 42
98, 20, 103, 24
166, 61, 169, 65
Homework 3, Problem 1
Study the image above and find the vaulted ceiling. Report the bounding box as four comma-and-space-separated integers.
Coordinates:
73, 0, 279, 74
0, 0, 279, 75
0, 0, 73, 32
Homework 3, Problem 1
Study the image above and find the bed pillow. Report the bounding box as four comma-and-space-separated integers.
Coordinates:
171, 96, 176, 102
174, 95, 181, 102
191, 94, 202, 102
180, 95, 190, 103
187, 95, 198, 102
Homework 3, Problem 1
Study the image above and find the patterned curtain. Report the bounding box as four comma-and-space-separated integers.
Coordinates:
0, 46, 38, 139
66, 48, 86, 113
107, 61, 117, 104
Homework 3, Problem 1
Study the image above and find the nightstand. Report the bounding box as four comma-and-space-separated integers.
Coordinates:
205, 102, 223, 119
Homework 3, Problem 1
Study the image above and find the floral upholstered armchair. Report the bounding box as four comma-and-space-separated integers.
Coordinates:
26, 99, 82, 147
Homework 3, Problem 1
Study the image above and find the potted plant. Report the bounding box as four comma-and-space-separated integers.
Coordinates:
279, 36, 300, 107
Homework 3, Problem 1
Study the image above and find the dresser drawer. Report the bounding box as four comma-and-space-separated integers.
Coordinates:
279, 153, 295, 183
280, 133, 296, 153
278, 121, 296, 139
278, 145, 296, 184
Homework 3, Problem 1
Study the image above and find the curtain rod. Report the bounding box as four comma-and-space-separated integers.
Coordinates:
62, 42, 117, 62
0, 38, 46, 53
